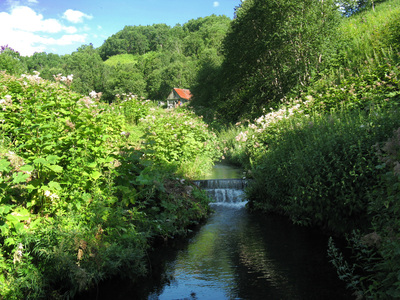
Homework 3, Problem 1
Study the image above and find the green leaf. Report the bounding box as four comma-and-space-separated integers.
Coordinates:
87, 162, 97, 168
90, 171, 102, 180
47, 165, 63, 173
0, 205, 12, 215
4, 237, 15, 247
34, 157, 47, 165
48, 181, 62, 190
20, 164, 34, 172
12, 172, 29, 184
46, 155, 60, 164
0, 159, 11, 172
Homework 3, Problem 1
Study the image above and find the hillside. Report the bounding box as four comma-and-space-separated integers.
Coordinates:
215, 1, 400, 298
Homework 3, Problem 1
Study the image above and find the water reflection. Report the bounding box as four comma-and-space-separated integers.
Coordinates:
199, 163, 243, 180
146, 205, 351, 300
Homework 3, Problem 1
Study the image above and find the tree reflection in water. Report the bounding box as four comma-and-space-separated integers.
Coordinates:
147, 205, 352, 300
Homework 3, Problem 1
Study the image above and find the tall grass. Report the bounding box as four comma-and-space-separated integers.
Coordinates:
331, 0, 400, 75
247, 108, 400, 233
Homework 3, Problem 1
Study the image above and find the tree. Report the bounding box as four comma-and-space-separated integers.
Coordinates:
0, 45, 26, 75
24, 52, 63, 80
195, 0, 340, 122
103, 62, 147, 101
63, 44, 105, 95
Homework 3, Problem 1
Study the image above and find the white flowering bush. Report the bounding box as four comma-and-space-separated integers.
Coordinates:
0, 72, 214, 299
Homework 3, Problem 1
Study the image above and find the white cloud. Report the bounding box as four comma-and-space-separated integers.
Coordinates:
63, 9, 92, 24
0, 6, 88, 55
213, 1, 220, 7
27, 0, 39, 3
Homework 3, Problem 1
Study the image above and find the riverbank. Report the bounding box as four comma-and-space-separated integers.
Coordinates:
0, 72, 219, 299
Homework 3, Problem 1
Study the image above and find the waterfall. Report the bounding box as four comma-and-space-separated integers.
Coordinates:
194, 179, 247, 208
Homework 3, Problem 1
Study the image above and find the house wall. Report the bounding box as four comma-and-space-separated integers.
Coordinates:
167, 90, 179, 100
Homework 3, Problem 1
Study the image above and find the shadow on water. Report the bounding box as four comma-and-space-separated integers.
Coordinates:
144, 206, 352, 300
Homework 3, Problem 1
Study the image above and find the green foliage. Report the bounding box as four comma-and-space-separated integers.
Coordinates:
103, 62, 147, 101
63, 44, 105, 95
104, 53, 138, 66
142, 109, 221, 178
191, 0, 340, 123
0, 72, 214, 299
0, 46, 26, 75
246, 109, 400, 233
213, 2, 400, 298
23, 52, 63, 81
112, 93, 153, 125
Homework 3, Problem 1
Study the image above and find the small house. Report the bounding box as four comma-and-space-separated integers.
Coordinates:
166, 88, 192, 108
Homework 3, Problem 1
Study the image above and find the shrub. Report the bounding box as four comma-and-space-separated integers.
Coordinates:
142, 110, 221, 178
246, 108, 400, 234
0, 72, 213, 299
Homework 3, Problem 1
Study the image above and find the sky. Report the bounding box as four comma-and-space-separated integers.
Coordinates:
0, 0, 239, 56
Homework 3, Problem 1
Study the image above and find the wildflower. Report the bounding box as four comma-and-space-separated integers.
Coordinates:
89, 90, 97, 98
235, 131, 248, 142
13, 243, 24, 264
66, 120, 75, 130
44, 190, 59, 201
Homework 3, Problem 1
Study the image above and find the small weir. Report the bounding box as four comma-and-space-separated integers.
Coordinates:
85, 165, 352, 299
142, 177, 351, 299
194, 179, 247, 207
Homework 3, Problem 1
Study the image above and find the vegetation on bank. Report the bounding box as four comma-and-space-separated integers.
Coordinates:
0, 72, 218, 299
214, 0, 400, 298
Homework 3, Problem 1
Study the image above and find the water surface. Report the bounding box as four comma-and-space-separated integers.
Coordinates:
79, 165, 352, 300
144, 203, 351, 300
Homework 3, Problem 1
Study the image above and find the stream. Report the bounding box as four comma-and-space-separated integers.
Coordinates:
84, 164, 352, 299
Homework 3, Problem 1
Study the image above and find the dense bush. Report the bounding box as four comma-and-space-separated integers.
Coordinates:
142, 108, 221, 178
246, 109, 400, 233
0, 72, 213, 299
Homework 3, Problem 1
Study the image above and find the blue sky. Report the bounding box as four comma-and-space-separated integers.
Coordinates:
0, 0, 239, 56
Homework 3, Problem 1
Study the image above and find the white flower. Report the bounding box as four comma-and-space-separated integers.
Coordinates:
89, 90, 97, 98
44, 190, 59, 200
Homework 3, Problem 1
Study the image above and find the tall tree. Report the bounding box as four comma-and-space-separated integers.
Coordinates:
64, 44, 104, 95
194, 0, 340, 122
0, 45, 26, 75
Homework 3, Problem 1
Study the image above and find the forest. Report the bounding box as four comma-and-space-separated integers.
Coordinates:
1, 0, 400, 298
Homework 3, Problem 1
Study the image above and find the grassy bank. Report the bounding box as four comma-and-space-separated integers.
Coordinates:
0, 72, 219, 299
217, 1, 400, 298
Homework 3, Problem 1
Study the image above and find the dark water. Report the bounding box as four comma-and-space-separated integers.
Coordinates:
144, 204, 351, 300
79, 165, 352, 299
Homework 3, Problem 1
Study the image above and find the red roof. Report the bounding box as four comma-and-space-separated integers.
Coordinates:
174, 88, 192, 100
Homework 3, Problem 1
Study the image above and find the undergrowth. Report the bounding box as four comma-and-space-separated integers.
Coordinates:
0, 72, 215, 299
